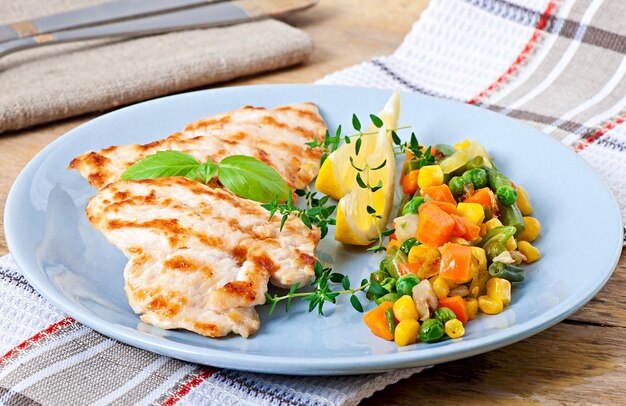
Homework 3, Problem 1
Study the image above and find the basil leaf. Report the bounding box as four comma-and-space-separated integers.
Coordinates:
198, 158, 218, 183
217, 155, 290, 203
121, 151, 199, 181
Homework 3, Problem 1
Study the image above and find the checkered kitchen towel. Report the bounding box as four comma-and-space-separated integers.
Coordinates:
2, 0, 626, 405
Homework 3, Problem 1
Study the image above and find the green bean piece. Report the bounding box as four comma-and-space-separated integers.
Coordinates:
435, 144, 456, 158
498, 203, 525, 236
488, 262, 525, 282
403, 159, 421, 175
375, 292, 400, 305
385, 308, 397, 334
381, 247, 409, 279
462, 168, 488, 189
396, 194, 412, 217
496, 185, 518, 205
487, 170, 512, 192
465, 156, 485, 170
370, 270, 388, 284
479, 226, 517, 248
440, 150, 470, 175
396, 274, 421, 296
419, 319, 445, 343
433, 307, 457, 324
479, 225, 517, 262
400, 238, 421, 255
484, 241, 506, 263
380, 277, 396, 294
402, 196, 426, 215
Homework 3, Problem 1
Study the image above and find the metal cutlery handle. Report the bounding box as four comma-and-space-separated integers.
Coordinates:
0, 0, 317, 59
0, 0, 222, 44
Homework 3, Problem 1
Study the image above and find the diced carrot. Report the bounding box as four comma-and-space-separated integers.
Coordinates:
464, 187, 494, 208
439, 243, 473, 284
402, 170, 420, 195
363, 301, 395, 340
416, 204, 455, 248
429, 146, 438, 156
398, 262, 421, 276
462, 218, 481, 241
439, 295, 469, 324
389, 233, 398, 241
450, 214, 467, 237
386, 239, 401, 254
422, 185, 456, 205
418, 200, 458, 215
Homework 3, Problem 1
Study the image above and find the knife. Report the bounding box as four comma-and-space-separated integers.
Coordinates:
0, 0, 224, 44
0, 0, 317, 58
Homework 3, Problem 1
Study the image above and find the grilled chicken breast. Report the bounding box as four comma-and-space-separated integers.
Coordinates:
73, 102, 327, 338
87, 177, 320, 338
69, 102, 327, 191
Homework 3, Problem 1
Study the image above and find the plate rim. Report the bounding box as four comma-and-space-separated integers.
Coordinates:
4, 84, 624, 375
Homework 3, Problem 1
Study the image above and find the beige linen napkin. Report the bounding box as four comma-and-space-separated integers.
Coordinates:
0, 0, 314, 133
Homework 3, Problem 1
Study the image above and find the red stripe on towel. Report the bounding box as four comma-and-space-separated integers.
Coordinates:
576, 111, 626, 152
161, 368, 217, 406
467, 0, 557, 105
0, 316, 75, 365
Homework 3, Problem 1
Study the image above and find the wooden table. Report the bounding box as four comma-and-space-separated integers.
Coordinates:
1, 1, 624, 404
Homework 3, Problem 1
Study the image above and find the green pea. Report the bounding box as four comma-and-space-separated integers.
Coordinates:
449, 176, 466, 198
396, 194, 412, 217
462, 168, 488, 189
370, 270, 388, 284
375, 292, 400, 305
496, 185, 518, 205
419, 318, 445, 343
400, 238, 421, 255
402, 196, 426, 215
396, 274, 420, 296
433, 307, 457, 325
488, 262, 525, 282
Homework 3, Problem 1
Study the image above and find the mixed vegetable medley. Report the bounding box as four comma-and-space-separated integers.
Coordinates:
363, 139, 542, 346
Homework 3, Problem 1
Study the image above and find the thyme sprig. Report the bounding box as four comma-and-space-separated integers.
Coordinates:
305, 118, 411, 165
264, 260, 369, 315
392, 131, 435, 168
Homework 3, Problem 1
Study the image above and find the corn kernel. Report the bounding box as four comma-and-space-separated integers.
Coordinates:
457, 202, 485, 225
454, 139, 471, 150
516, 185, 533, 215
465, 297, 478, 320
445, 319, 465, 339
408, 245, 441, 279
505, 237, 517, 251
478, 295, 504, 315
484, 218, 503, 232
518, 217, 541, 242
486, 277, 511, 305
518, 240, 541, 263
417, 165, 444, 189
393, 295, 419, 321
432, 276, 450, 299
470, 247, 487, 273
394, 319, 420, 346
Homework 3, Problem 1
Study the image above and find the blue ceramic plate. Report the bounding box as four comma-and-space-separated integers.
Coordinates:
5, 85, 623, 375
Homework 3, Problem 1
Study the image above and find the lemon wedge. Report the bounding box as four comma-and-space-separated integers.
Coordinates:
332, 92, 399, 245
315, 92, 400, 200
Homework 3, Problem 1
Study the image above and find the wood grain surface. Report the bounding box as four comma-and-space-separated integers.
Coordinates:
1, 1, 624, 404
